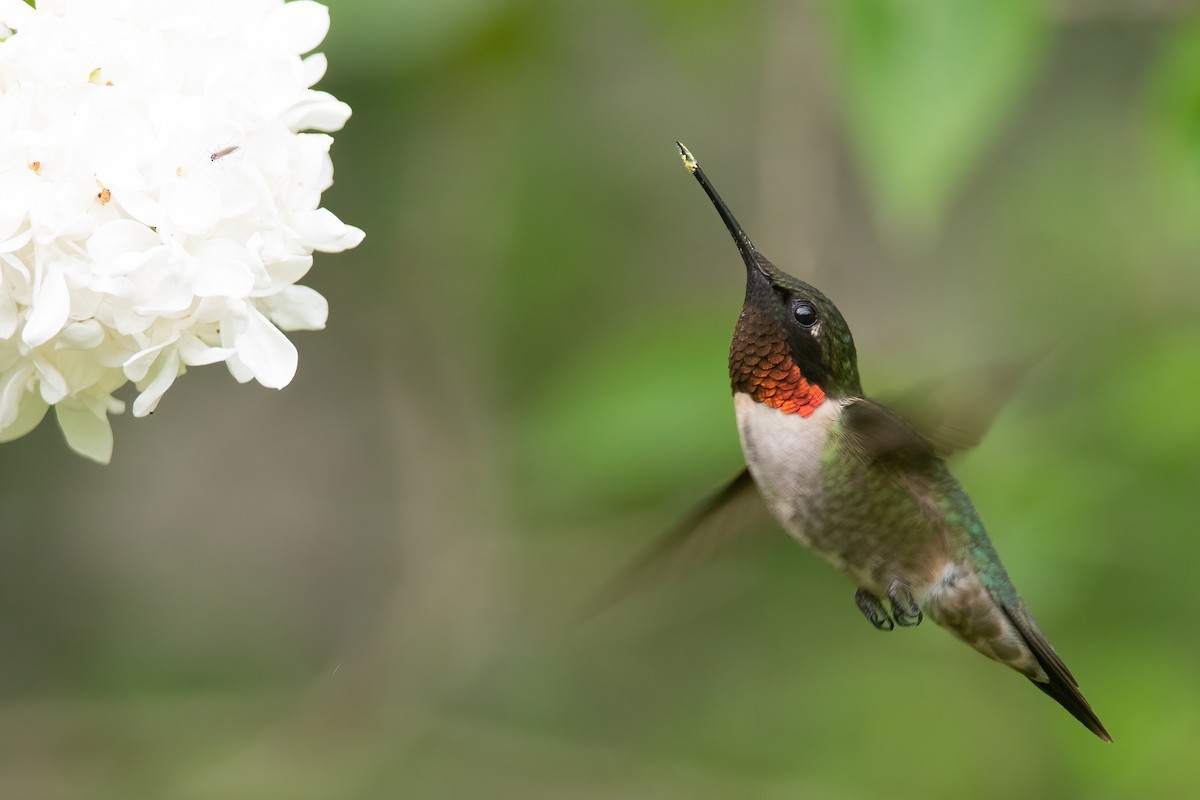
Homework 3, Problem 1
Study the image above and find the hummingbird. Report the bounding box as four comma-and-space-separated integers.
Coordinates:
608, 143, 1109, 741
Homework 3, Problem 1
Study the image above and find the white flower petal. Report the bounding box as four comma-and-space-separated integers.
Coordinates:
0, 0, 361, 460
164, 177, 221, 234
57, 319, 106, 350
193, 258, 255, 297
0, 170, 38, 243
110, 303, 156, 336
178, 335, 234, 366
234, 306, 297, 389
0, 364, 35, 430
88, 220, 162, 276
112, 189, 163, 228
269, 285, 327, 331
283, 91, 351, 132
1, 250, 31, 283
224, 354, 255, 384
190, 239, 256, 298
35, 355, 70, 405
22, 266, 70, 347
211, 167, 261, 219
0, 0, 35, 28
0, 294, 18, 339
132, 348, 179, 417
262, 1, 331, 55
0, 227, 34, 255
55, 349, 117, 397
36, 176, 98, 241
105, 394, 126, 416
301, 52, 328, 88
253, 255, 313, 297
55, 402, 113, 464
0, 390, 49, 444
123, 338, 175, 382
291, 208, 365, 253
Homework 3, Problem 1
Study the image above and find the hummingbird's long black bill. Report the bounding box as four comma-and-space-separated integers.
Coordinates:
677, 142, 764, 277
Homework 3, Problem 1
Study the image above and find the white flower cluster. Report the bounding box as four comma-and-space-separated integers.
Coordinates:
0, 0, 363, 462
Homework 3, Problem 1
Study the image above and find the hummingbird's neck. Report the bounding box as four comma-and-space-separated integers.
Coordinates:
729, 308, 826, 417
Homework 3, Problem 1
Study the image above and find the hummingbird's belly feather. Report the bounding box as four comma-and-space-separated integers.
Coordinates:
736, 393, 954, 590
735, 392, 1045, 680
734, 392, 864, 565
733, 392, 841, 545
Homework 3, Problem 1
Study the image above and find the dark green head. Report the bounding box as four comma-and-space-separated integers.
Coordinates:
677, 143, 863, 407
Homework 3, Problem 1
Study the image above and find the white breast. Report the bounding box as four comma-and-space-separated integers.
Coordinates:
733, 392, 844, 545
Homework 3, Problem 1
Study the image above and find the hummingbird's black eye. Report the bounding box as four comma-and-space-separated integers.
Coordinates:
792, 300, 819, 328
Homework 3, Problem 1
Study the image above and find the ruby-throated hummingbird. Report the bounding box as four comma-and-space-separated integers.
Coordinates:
608, 143, 1109, 741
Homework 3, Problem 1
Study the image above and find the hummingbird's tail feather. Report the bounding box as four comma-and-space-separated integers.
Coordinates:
926, 562, 1110, 741
1000, 602, 1112, 743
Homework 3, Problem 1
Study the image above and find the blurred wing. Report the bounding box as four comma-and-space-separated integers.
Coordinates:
841, 398, 937, 468
580, 469, 766, 618
881, 355, 1044, 458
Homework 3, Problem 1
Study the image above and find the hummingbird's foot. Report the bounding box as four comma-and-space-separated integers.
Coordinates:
887, 582, 923, 627
854, 588, 894, 631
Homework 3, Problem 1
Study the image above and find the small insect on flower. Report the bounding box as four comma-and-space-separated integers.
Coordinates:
210, 145, 240, 162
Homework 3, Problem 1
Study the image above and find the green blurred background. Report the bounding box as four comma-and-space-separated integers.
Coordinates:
3, 0, 1200, 797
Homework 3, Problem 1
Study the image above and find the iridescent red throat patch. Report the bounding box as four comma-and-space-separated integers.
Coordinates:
729, 327, 826, 417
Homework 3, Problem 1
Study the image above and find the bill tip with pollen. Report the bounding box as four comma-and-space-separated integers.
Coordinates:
676, 142, 697, 174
